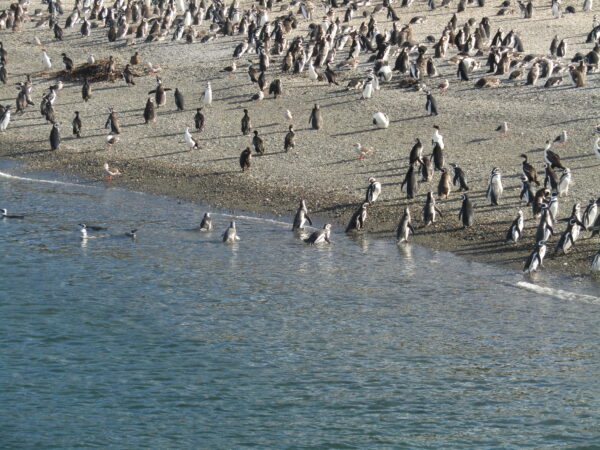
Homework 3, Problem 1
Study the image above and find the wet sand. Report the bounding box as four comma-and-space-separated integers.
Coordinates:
1, 0, 599, 277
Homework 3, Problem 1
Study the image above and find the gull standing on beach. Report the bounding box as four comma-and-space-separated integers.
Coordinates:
202, 82, 212, 106
184, 127, 199, 152
103, 163, 121, 181
496, 122, 509, 137
41, 50, 51, 73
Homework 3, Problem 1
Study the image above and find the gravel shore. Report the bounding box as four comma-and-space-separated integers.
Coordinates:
1, 0, 599, 278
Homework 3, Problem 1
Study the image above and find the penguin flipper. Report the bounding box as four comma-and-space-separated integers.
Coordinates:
435, 206, 443, 217
148, 89, 157, 94
408, 223, 415, 234
306, 214, 313, 226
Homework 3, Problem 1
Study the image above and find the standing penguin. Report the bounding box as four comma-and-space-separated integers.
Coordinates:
240, 147, 252, 171
222, 221, 241, 243
0, 105, 11, 132
292, 199, 313, 231
105, 108, 120, 134
362, 77, 374, 99
365, 177, 382, 204
557, 168, 571, 197
450, 163, 469, 191
458, 194, 474, 227
144, 97, 156, 124
82, 78, 92, 102
122, 64, 135, 85
72, 111, 82, 138
486, 167, 503, 205
505, 210, 524, 244
396, 207, 415, 243
252, 130, 265, 155
148, 78, 171, 107
174, 88, 185, 111
420, 155, 434, 182
520, 154, 540, 185
241, 109, 252, 135
49, 122, 61, 150
194, 108, 205, 132
409, 138, 423, 166
438, 168, 452, 199
520, 176, 535, 205
431, 142, 445, 171
309, 104, 323, 130
401, 163, 419, 199
202, 82, 213, 106
523, 240, 547, 274
554, 219, 581, 256
346, 202, 369, 233
423, 191, 442, 226
425, 90, 438, 116
284, 125, 296, 152
199, 213, 212, 231
582, 198, 598, 231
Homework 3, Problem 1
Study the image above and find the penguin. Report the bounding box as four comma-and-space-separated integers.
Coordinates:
346, 202, 369, 233
241, 109, 252, 136
557, 168, 571, 197
457, 59, 470, 81
362, 77, 374, 99
523, 240, 547, 274
532, 188, 551, 218
526, 62, 540, 85
432, 125, 444, 149
0, 105, 11, 132
144, 97, 156, 124
174, 88, 185, 111
123, 64, 135, 85
222, 221, 241, 243
62, 53, 74, 71
195, 108, 205, 132
304, 224, 332, 244
105, 108, 120, 134
49, 122, 61, 151
202, 82, 213, 106
401, 163, 419, 199
420, 156, 434, 182
544, 140, 565, 169
591, 250, 600, 272
520, 154, 540, 185
423, 191, 442, 226
593, 137, 600, 163
184, 127, 199, 152
544, 163, 559, 193
324, 63, 339, 86
372, 112, 389, 129
458, 194, 474, 228
425, 90, 438, 116
505, 210, 524, 244
41, 50, 52, 73
269, 79, 283, 98
396, 207, 415, 243
554, 219, 580, 255
535, 205, 554, 242
409, 138, 423, 166
252, 130, 265, 155
0, 208, 25, 219
548, 194, 559, 219
199, 213, 212, 231
486, 167, 503, 205
284, 125, 296, 152
567, 203, 583, 243
72, 111, 82, 138
0, 63, 6, 84
431, 142, 445, 171
148, 78, 171, 108
450, 163, 469, 191
365, 177, 382, 204
519, 176, 535, 205
582, 199, 598, 231
438, 168, 452, 199
292, 199, 313, 231
309, 104, 323, 130
240, 147, 252, 171
82, 78, 92, 102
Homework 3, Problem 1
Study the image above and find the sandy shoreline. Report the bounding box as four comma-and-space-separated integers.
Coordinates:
1, 0, 599, 278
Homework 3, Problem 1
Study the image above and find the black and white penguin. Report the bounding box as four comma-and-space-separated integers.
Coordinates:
72, 111, 82, 138
431, 142, 445, 171
144, 97, 156, 124
199, 212, 212, 231
269, 79, 283, 98
292, 199, 313, 231
520, 176, 535, 205
222, 221, 241, 243
520, 154, 540, 185
554, 218, 581, 256
591, 250, 600, 272
457, 58, 470, 81
148, 77, 171, 107
346, 202, 369, 233
174, 88, 185, 111
535, 204, 554, 242
0, 208, 24, 219
425, 90, 438, 116
194, 108, 205, 132
486, 167, 503, 205
544, 163, 559, 194
420, 155, 434, 182
450, 163, 469, 191
309, 104, 323, 130
82, 78, 92, 102
532, 188, 551, 218
401, 163, 419, 199
284, 125, 296, 152
582, 198, 599, 231
105, 108, 120, 134
438, 168, 451, 199
241, 109, 252, 136
409, 138, 423, 166
0, 105, 10, 132
523, 240, 547, 274
304, 224, 332, 244
49, 122, 61, 150
396, 207, 415, 243
505, 210, 524, 244
252, 130, 265, 155
423, 191, 442, 226
365, 177, 382, 204
372, 112, 390, 129
458, 194, 474, 227
557, 168, 571, 197
240, 147, 252, 171
123, 64, 135, 85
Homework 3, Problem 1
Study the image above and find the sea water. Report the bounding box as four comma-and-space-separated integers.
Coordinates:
1, 161, 599, 448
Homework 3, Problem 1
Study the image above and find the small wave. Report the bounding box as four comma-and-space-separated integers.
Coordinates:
212, 212, 317, 230
515, 281, 600, 304
0, 170, 82, 187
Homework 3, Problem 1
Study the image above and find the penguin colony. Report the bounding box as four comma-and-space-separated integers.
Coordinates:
0, 0, 599, 275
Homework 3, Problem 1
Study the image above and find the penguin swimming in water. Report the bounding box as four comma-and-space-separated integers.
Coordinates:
523, 240, 547, 274
292, 199, 312, 231
72, 111, 82, 138
309, 104, 323, 130
450, 163, 469, 191
365, 177, 382, 204
199, 212, 212, 231
425, 90, 438, 116
0, 208, 25, 219
346, 202, 368, 233
144, 97, 156, 124
505, 209, 524, 244
222, 221, 240, 243
240, 147, 252, 171
396, 207, 415, 243
486, 167, 503, 205
49, 122, 61, 150
423, 191, 442, 226
241, 109, 252, 135
304, 224, 332, 244
401, 163, 419, 199
458, 194, 474, 227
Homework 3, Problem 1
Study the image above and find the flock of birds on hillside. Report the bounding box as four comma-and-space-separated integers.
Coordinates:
0, 0, 600, 274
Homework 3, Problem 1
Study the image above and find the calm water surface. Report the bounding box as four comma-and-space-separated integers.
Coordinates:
1, 161, 599, 448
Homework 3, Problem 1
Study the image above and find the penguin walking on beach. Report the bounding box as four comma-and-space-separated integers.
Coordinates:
505, 210, 524, 244
582, 199, 598, 231
309, 104, 323, 130
591, 250, 600, 272
148, 78, 171, 108
292, 199, 313, 231
437, 168, 451, 199
284, 125, 296, 152
82, 78, 92, 102
72, 111, 82, 138
523, 240, 547, 274
409, 138, 423, 166
184, 127, 199, 152
123, 64, 135, 85
346, 202, 369, 233
450, 163, 469, 191
174, 88, 185, 111
372, 112, 389, 129
105, 108, 120, 134
252, 130, 265, 155
431, 142, 445, 171
401, 163, 419, 199
423, 191, 442, 227
396, 207, 415, 243
241, 109, 252, 135
223, 221, 241, 243
49, 122, 61, 151
365, 177, 382, 204
199, 213, 212, 231
144, 97, 156, 124
194, 108, 205, 132
535, 205, 554, 242
420, 156, 434, 182
458, 194, 474, 227
304, 224, 332, 245
425, 90, 438, 116
240, 147, 252, 171
557, 168, 571, 197
555, 218, 582, 256
0, 105, 11, 132
486, 167, 503, 205
202, 82, 213, 106
520, 154, 540, 185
